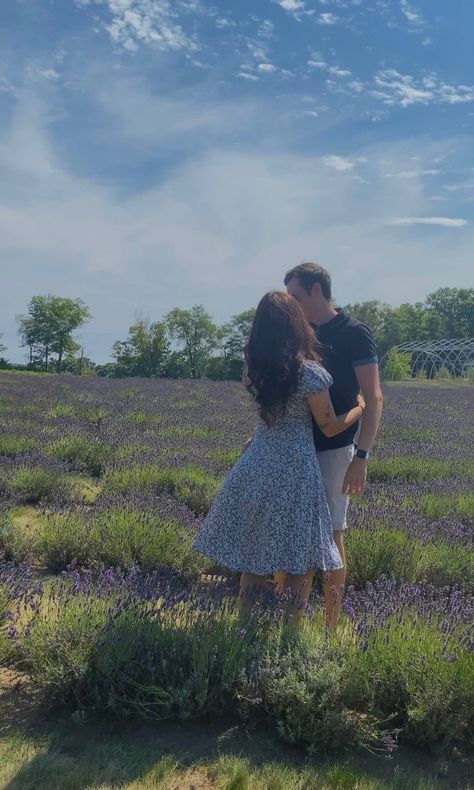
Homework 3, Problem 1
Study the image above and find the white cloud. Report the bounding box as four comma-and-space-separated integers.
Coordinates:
373, 70, 474, 108
328, 67, 352, 78
257, 63, 277, 74
274, 0, 305, 11
400, 0, 425, 27
237, 72, 259, 81
318, 13, 339, 25
443, 183, 474, 192
76, 0, 199, 53
389, 217, 468, 228
385, 170, 440, 178
307, 59, 327, 70
322, 155, 355, 171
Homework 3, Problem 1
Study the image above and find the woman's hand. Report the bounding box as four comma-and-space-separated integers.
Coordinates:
241, 436, 253, 454
357, 393, 366, 411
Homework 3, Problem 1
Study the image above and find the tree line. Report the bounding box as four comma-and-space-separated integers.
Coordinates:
0, 287, 473, 380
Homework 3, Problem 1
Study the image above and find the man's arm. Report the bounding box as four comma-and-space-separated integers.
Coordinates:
342, 363, 383, 495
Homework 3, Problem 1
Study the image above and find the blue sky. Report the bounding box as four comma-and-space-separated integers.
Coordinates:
1, 0, 474, 363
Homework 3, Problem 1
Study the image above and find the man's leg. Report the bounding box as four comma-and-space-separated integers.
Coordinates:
317, 445, 354, 630
323, 532, 346, 631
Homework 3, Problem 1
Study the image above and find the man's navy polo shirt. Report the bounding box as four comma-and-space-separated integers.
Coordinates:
312, 309, 378, 451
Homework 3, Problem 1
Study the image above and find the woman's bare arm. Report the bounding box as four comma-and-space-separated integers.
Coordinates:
308, 390, 364, 438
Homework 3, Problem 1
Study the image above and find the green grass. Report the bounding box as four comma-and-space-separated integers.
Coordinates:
0, 731, 447, 790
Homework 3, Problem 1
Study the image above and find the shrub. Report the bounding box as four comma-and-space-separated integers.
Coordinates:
345, 613, 474, 748
384, 348, 411, 381
238, 626, 388, 754
21, 572, 263, 719
436, 366, 451, 379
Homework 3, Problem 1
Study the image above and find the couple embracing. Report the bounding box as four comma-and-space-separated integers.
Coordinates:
194, 263, 383, 629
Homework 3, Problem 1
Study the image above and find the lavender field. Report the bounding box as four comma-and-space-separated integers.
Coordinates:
0, 373, 473, 760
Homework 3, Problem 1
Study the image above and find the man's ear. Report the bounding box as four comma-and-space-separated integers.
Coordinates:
311, 282, 322, 299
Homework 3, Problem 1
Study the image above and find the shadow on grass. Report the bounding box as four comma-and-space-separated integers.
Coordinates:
1, 671, 473, 790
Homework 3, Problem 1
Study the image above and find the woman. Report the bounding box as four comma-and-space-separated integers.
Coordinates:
193, 292, 364, 625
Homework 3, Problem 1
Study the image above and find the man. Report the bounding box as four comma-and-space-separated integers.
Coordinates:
280, 262, 383, 629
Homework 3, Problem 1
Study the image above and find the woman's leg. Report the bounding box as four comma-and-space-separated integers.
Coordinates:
323, 531, 346, 631
239, 572, 269, 617
274, 570, 314, 626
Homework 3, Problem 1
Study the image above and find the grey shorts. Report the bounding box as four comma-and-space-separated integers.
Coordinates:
316, 444, 355, 532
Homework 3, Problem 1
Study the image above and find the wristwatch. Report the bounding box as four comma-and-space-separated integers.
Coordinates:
355, 448, 370, 460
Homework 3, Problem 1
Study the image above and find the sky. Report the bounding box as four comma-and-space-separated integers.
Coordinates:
1, 0, 474, 363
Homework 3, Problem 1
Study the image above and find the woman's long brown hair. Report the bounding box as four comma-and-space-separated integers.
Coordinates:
244, 291, 321, 427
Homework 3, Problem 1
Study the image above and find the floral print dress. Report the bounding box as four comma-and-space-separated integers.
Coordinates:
193, 360, 343, 575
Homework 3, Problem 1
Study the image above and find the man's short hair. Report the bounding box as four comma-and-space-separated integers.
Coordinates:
284, 262, 332, 301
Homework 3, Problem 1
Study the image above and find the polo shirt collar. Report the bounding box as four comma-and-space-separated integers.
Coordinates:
314, 308, 347, 332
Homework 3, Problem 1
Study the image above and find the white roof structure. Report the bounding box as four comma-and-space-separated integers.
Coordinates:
381, 338, 474, 378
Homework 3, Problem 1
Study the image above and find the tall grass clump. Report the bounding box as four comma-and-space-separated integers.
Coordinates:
345, 525, 474, 589
40, 508, 208, 574
47, 435, 110, 476
368, 457, 462, 483
8, 466, 67, 504
0, 435, 36, 457
103, 465, 221, 515
418, 492, 474, 521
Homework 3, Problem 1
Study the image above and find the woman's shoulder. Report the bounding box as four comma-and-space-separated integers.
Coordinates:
299, 358, 333, 395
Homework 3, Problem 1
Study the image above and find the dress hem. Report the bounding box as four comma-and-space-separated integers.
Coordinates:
193, 547, 343, 576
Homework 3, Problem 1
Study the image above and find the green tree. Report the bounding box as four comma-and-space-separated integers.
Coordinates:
342, 301, 399, 358
384, 347, 412, 381
17, 295, 91, 372
426, 288, 474, 339
112, 318, 169, 378
0, 333, 7, 368
165, 306, 217, 379
219, 309, 255, 379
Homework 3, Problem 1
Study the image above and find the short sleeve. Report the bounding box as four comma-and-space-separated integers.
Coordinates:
300, 360, 333, 397
348, 323, 378, 368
